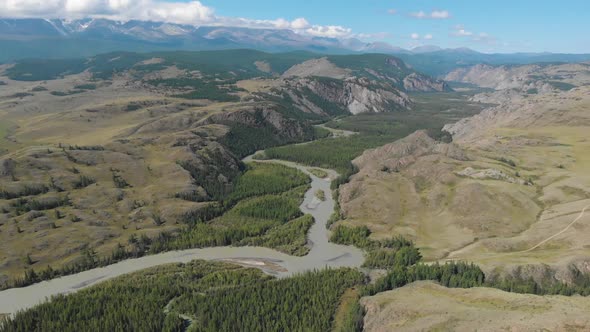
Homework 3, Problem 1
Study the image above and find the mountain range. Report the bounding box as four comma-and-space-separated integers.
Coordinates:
2, 18, 590, 76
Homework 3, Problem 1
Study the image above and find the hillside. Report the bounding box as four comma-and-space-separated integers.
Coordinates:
0, 50, 448, 286
445, 62, 590, 93
396, 50, 590, 77
336, 82, 590, 278
362, 281, 590, 331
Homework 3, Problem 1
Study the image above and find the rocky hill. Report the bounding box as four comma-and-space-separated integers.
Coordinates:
0, 49, 451, 283
281, 76, 412, 115
338, 82, 590, 283
445, 62, 590, 93
281, 56, 450, 93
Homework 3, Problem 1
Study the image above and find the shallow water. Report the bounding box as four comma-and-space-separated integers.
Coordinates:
0, 154, 364, 315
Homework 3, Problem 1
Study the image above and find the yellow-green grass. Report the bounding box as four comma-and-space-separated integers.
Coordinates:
315, 189, 326, 201
309, 168, 328, 178
332, 288, 361, 332
442, 125, 590, 269
361, 281, 590, 332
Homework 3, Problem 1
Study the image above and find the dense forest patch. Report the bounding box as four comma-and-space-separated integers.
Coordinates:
264, 92, 484, 173
0, 261, 364, 332
4, 164, 311, 289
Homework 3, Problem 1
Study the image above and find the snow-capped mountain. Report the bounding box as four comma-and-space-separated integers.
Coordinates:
2, 18, 589, 75
0, 18, 371, 58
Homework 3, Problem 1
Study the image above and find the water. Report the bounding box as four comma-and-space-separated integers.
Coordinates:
0, 151, 364, 315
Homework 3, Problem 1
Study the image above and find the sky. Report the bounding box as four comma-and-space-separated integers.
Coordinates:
1, 0, 589, 53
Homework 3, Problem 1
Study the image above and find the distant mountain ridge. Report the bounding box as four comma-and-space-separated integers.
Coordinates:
1, 18, 590, 76
0, 18, 369, 61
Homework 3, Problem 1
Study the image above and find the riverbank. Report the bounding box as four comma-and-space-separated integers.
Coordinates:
0, 134, 364, 315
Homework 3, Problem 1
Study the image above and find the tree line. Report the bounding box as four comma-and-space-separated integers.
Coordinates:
3, 165, 312, 290
0, 261, 364, 332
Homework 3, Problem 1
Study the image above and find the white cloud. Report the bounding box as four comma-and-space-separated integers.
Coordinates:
304, 25, 352, 38
0, 0, 215, 24
424, 34, 433, 40
455, 29, 473, 36
451, 25, 496, 44
452, 25, 473, 36
387, 9, 397, 15
291, 17, 310, 30
410, 9, 450, 19
410, 11, 426, 19
430, 10, 450, 19
411, 33, 420, 40
0, 0, 354, 38
473, 32, 496, 44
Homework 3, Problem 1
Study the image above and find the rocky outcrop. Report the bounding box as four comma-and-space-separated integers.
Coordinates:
403, 72, 451, 92
206, 106, 310, 140
281, 55, 451, 94
445, 62, 590, 92
457, 167, 525, 184
281, 57, 350, 79
486, 258, 590, 286
284, 76, 412, 115
444, 86, 590, 143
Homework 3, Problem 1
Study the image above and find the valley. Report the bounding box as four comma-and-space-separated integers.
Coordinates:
0, 50, 447, 288
1, 47, 590, 331
0, 150, 364, 315
336, 67, 590, 285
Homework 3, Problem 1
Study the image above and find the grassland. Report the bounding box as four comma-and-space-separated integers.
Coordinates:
0, 65, 319, 286
361, 281, 590, 332
444, 125, 590, 270
336, 86, 590, 281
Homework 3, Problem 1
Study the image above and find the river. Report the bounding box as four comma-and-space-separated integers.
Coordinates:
0, 126, 364, 316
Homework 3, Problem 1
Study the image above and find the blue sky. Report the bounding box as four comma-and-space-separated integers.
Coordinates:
205, 0, 590, 53
2, 0, 589, 53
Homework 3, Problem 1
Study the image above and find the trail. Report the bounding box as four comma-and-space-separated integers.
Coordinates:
444, 203, 590, 261
519, 204, 589, 253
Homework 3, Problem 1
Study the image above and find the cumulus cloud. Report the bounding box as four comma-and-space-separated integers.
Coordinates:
291, 17, 310, 30
473, 32, 496, 43
0, 0, 215, 24
451, 25, 496, 44
410, 33, 434, 41
0, 0, 354, 38
410, 10, 450, 19
304, 25, 352, 38
453, 26, 473, 36
430, 10, 450, 19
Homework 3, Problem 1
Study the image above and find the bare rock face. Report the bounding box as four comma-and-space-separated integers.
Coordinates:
486, 258, 590, 286
206, 106, 309, 140
384, 57, 406, 69
342, 77, 412, 114
445, 62, 590, 92
403, 72, 450, 92
444, 86, 590, 144
284, 76, 412, 115
458, 167, 525, 184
